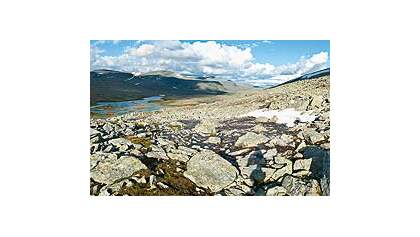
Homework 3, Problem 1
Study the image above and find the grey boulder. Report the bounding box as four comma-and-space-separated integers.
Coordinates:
91, 155, 148, 185
235, 132, 269, 148
184, 150, 238, 192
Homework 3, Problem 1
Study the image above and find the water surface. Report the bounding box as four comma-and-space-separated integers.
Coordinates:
90, 96, 164, 117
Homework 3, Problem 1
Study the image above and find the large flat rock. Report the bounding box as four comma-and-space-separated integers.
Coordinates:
91, 155, 148, 185
184, 150, 238, 192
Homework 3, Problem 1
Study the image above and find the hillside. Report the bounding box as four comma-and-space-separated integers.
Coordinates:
90, 69, 252, 105
90, 75, 330, 196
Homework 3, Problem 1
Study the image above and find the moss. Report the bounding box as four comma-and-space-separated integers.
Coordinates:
126, 136, 152, 148
116, 159, 212, 196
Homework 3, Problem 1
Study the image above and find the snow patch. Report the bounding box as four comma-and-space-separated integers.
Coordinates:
244, 108, 317, 127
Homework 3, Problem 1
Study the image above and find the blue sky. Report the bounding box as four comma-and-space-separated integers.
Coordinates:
90, 40, 329, 86
182, 40, 330, 66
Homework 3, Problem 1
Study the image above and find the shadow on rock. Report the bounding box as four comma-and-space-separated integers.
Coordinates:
302, 146, 330, 195
247, 149, 266, 188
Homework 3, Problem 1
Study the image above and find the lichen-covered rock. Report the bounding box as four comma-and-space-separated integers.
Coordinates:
266, 186, 287, 196
293, 158, 312, 171
90, 128, 102, 143
193, 120, 218, 135
206, 136, 221, 144
281, 175, 322, 196
235, 132, 269, 148
167, 152, 189, 162
303, 129, 325, 144
108, 138, 133, 149
91, 155, 148, 185
184, 150, 238, 192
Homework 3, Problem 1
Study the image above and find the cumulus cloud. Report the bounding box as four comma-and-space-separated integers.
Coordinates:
90, 40, 329, 87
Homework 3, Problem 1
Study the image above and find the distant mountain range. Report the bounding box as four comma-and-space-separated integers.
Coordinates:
90, 69, 253, 105
90, 68, 330, 104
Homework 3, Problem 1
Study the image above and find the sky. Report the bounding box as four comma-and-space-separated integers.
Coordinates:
90, 40, 329, 87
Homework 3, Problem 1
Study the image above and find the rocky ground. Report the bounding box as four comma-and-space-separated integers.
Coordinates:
90, 76, 330, 196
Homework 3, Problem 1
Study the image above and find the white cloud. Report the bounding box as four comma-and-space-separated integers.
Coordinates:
128, 44, 155, 56
90, 40, 329, 87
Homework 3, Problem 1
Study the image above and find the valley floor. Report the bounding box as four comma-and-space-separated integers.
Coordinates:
90, 76, 330, 196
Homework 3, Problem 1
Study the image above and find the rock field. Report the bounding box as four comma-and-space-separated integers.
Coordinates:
90, 76, 330, 196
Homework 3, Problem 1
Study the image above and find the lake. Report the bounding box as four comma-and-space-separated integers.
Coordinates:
90, 96, 164, 117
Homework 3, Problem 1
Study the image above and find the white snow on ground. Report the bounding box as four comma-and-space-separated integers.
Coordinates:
243, 108, 317, 127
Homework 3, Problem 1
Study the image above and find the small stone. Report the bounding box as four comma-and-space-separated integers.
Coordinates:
157, 182, 169, 189
206, 136, 221, 144
320, 143, 330, 150
103, 145, 114, 153
169, 121, 184, 129
120, 144, 129, 151
293, 152, 304, 159
191, 145, 201, 150
149, 175, 156, 189
132, 176, 147, 184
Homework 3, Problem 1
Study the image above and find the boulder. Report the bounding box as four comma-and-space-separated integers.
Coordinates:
303, 129, 325, 144
302, 146, 330, 195
267, 156, 293, 181
194, 120, 218, 135
91, 155, 148, 185
281, 175, 322, 196
237, 150, 266, 168
167, 152, 190, 162
108, 138, 133, 149
264, 148, 278, 160
102, 123, 113, 133
235, 132, 269, 148
90, 129, 102, 143
310, 95, 324, 108
178, 146, 198, 155
269, 134, 295, 147
146, 144, 169, 159
253, 124, 267, 133
90, 152, 117, 170
184, 150, 238, 192
266, 186, 287, 196
293, 158, 312, 171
